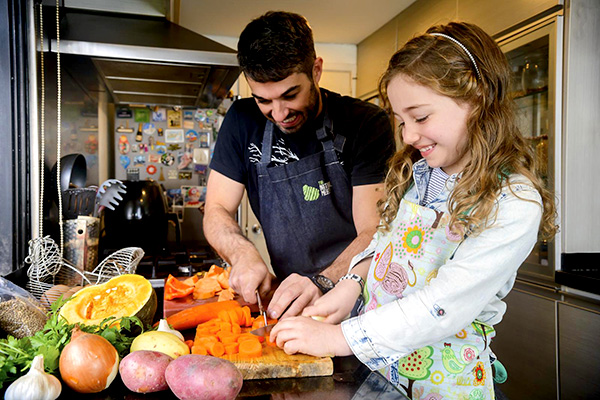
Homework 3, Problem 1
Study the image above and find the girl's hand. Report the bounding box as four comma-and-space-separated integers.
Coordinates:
269, 316, 352, 357
302, 278, 362, 324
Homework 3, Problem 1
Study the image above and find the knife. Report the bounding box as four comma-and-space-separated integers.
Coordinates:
252, 290, 274, 336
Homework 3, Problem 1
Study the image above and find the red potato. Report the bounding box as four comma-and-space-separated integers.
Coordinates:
165, 354, 243, 400
119, 350, 173, 393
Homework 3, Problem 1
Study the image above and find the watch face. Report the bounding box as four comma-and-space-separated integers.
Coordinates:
314, 274, 334, 290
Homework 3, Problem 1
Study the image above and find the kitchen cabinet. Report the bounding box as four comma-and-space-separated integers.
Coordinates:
493, 281, 559, 399
557, 300, 600, 399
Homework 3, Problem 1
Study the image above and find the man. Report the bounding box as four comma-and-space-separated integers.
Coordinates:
204, 11, 394, 319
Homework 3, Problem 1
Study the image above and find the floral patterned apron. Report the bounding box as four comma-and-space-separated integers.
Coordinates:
361, 199, 496, 400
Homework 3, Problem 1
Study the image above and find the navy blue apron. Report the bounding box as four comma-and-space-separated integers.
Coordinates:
256, 110, 357, 278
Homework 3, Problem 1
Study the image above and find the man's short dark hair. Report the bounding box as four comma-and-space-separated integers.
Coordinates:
237, 11, 316, 83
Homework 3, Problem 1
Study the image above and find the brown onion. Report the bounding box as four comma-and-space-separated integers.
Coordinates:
59, 326, 120, 393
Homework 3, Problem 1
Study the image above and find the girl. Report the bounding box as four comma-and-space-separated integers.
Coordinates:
270, 21, 557, 399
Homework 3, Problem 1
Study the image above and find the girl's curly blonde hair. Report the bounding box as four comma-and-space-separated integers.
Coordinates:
377, 21, 557, 239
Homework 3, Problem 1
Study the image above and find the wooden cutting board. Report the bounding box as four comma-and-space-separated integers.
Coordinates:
162, 277, 334, 380
223, 343, 334, 380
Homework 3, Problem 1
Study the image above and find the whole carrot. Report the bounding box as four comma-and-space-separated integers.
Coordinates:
165, 300, 240, 331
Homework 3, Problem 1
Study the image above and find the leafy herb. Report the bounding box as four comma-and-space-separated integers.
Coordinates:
0, 296, 148, 389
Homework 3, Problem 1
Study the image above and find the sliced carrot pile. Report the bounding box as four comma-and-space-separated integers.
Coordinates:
191, 305, 276, 358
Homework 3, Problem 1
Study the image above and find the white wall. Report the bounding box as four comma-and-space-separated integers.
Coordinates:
206, 35, 357, 98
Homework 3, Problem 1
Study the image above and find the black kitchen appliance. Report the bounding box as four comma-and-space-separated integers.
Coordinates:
101, 179, 180, 256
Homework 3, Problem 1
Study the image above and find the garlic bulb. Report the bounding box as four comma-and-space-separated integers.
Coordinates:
5, 354, 61, 400
157, 319, 185, 341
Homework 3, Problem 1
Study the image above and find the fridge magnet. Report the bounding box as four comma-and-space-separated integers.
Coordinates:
165, 129, 184, 143
168, 144, 182, 151
148, 154, 160, 163
194, 109, 205, 121
85, 154, 98, 167
157, 127, 164, 136
134, 108, 150, 123
133, 155, 146, 166
193, 148, 210, 165
139, 143, 148, 153
161, 153, 175, 166
142, 122, 156, 135
182, 186, 206, 207
131, 145, 138, 153
135, 123, 143, 142
146, 164, 157, 175
116, 107, 132, 118
156, 145, 167, 155
166, 188, 183, 207
167, 169, 178, 180
118, 135, 130, 154
167, 109, 182, 128
185, 129, 198, 142
84, 135, 98, 154
183, 109, 194, 120
152, 107, 166, 122
148, 136, 155, 150
183, 119, 195, 130
119, 155, 130, 169
194, 164, 208, 175
198, 130, 210, 148
179, 171, 193, 180
159, 166, 165, 181
177, 151, 193, 170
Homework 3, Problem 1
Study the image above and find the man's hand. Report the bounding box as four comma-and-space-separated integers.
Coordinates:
228, 254, 274, 303
267, 273, 322, 320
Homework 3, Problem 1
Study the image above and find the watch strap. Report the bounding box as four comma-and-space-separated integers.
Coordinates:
338, 273, 365, 292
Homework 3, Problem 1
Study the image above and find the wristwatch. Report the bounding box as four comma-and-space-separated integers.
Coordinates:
338, 273, 365, 292
310, 274, 335, 294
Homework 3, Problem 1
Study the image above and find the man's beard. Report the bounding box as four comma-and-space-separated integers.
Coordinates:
276, 84, 320, 134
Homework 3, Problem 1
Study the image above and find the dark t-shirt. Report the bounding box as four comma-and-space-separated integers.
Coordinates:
210, 89, 395, 222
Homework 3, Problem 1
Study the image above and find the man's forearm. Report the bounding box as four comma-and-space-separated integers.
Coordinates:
319, 227, 376, 282
203, 206, 262, 266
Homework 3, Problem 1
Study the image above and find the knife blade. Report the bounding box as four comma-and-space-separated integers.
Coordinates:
250, 323, 276, 336
255, 290, 268, 327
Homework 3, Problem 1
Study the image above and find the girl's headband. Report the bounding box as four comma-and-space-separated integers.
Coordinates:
430, 33, 481, 80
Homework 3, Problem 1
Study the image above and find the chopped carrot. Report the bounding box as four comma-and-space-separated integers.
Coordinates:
227, 309, 240, 326
239, 339, 262, 358
218, 321, 232, 332
242, 306, 252, 327
265, 334, 277, 347
220, 334, 240, 344
217, 310, 230, 323
207, 341, 225, 357
231, 322, 241, 335
191, 344, 207, 355
238, 333, 265, 343
224, 343, 239, 355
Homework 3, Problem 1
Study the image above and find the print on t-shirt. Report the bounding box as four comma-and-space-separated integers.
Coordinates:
248, 138, 300, 166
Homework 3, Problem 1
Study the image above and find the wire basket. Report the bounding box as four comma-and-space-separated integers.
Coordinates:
24, 236, 144, 310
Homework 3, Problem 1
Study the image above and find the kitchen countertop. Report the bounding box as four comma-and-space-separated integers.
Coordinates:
1, 269, 408, 400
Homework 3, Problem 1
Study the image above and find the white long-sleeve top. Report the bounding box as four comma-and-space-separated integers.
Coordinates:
341, 159, 543, 371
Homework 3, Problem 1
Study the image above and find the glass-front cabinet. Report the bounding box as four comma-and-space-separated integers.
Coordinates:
498, 15, 563, 281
